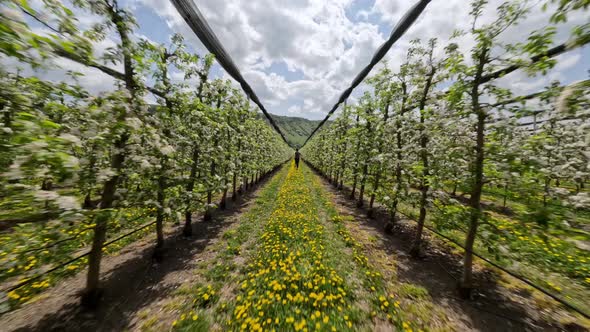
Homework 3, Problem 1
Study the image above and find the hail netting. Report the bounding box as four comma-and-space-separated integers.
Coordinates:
302, 0, 433, 147
169, 0, 290, 146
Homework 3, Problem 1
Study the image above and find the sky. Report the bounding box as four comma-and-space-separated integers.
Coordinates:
4, 0, 589, 120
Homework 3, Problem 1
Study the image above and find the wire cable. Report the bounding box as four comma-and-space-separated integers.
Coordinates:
397, 214, 590, 319
302, 0, 432, 147
1, 220, 156, 294
308, 160, 590, 319
169, 0, 290, 146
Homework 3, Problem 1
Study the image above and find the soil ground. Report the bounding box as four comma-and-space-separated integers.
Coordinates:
1, 162, 588, 332
311, 163, 589, 332
0, 168, 281, 332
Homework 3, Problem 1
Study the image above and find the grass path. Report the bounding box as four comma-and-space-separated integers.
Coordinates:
5, 161, 586, 331
135, 163, 290, 332
167, 162, 433, 331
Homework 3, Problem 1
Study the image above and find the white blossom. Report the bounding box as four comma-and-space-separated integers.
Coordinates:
140, 159, 152, 170
160, 145, 175, 156
98, 168, 116, 182
3, 162, 23, 179
58, 133, 82, 146
126, 117, 143, 130
34, 190, 59, 201
64, 156, 80, 169
567, 193, 590, 209
57, 196, 79, 210
25, 140, 48, 152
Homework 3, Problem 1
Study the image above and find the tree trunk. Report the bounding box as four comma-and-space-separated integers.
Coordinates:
204, 153, 216, 221
1, 101, 9, 129
83, 4, 137, 306
386, 126, 404, 233
337, 143, 347, 191
410, 63, 436, 257
232, 173, 238, 201
386, 83, 407, 233
351, 174, 358, 199
410, 187, 428, 257
384, 211, 396, 234
84, 132, 128, 307
358, 163, 368, 208
368, 173, 380, 218
369, 97, 391, 218
183, 147, 199, 236
84, 212, 108, 307
543, 177, 550, 207
350, 113, 361, 199
83, 192, 94, 209
460, 46, 488, 298
204, 189, 213, 221
220, 187, 228, 209
154, 157, 166, 259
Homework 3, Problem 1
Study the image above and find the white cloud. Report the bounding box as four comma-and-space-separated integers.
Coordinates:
370, 0, 587, 108
136, 0, 583, 119
132, 0, 386, 118
2, 0, 586, 119
1, 7, 125, 95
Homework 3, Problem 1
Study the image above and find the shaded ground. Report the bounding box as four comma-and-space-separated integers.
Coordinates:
131, 164, 290, 331
0, 168, 282, 332
3, 162, 588, 332
160, 162, 405, 331
312, 165, 588, 331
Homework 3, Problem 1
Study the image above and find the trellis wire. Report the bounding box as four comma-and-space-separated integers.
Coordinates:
1, 220, 156, 294
416, 218, 590, 319
307, 161, 590, 320
0, 164, 285, 295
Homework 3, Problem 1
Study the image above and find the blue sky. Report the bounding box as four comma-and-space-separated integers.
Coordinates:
5, 0, 588, 120
130, 0, 589, 119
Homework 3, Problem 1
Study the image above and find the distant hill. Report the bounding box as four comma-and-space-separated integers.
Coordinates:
260, 113, 325, 148
149, 105, 320, 148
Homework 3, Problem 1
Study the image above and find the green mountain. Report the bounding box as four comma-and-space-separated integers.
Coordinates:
148, 106, 320, 149
260, 113, 325, 148
150, 105, 320, 149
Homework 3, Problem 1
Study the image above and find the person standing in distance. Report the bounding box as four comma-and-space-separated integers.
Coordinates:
294, 149, 301, 169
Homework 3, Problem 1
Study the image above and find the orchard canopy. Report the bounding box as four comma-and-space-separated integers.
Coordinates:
0, 0, 589, 331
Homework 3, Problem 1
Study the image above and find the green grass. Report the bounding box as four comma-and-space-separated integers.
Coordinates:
169, 165, 289, 331
333, 174, 590, 321
171, 163, 422, 331
0, 207, 155, 311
